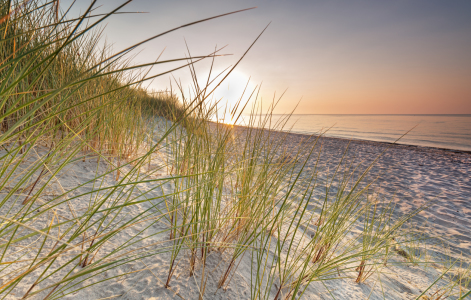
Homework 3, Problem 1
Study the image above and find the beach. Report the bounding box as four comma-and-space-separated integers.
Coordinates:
259, 128, 471, 258
3, 1, 471, 298
3, 119, 469, 299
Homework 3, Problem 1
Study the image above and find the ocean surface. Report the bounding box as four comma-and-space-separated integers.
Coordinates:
234, 114, 471, 151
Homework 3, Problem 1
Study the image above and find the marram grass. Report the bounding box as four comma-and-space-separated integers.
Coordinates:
0, 1, 469, 299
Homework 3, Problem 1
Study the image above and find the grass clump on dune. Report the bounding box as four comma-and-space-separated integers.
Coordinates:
0, 1, 211, 298
1, 1, 470, 300
0, 0, 184, 159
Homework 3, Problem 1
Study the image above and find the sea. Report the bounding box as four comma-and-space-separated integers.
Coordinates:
234, 114, 471, 152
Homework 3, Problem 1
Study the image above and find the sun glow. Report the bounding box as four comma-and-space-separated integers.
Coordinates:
211, 70, 256, 125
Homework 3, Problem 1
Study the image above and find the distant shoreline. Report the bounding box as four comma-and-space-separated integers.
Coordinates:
215, 121, 471, 155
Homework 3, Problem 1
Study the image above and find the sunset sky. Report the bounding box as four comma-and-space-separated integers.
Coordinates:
65, 1, 471, 114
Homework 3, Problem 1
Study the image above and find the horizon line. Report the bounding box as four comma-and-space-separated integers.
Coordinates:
244, 113, 471, 116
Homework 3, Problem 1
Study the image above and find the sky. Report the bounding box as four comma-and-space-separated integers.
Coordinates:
63, 0, 471, 114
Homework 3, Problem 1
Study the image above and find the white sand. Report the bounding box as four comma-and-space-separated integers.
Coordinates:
1, 120, 470, 299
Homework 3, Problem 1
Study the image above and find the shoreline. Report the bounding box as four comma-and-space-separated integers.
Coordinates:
224, 122, 471, 155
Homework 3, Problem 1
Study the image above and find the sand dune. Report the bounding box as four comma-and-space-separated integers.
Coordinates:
1, 120, 470, 299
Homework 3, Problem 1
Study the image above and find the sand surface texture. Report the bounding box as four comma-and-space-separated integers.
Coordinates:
1, 121, 470, 299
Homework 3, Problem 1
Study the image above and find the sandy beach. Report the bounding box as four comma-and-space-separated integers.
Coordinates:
262, 128, 471, 258
3, 1, 471, 299
2, 119, 470, 300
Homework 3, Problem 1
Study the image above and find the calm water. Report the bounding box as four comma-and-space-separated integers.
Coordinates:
235, 114, 471, 151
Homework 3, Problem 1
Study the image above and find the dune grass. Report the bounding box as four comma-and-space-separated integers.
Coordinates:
1, 1, 470, 299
